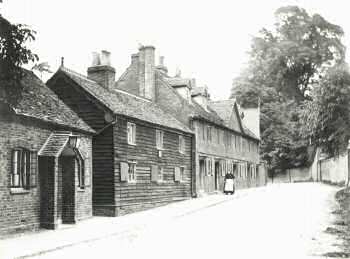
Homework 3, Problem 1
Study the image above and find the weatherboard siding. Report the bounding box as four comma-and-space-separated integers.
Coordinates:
112, 116, 192, 216
48, 77, 108, 131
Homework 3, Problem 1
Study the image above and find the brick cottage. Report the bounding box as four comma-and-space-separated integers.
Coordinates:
47, 52, 194, 217
0, 71, 95, 235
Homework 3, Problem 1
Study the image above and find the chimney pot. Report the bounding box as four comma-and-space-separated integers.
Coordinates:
91, 52, 100, 66
87, 50, 115, 90
100, 50, 111, 66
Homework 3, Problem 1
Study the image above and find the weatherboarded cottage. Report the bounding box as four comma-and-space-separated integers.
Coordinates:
0, 71, 94, 235
47, 52, 194, 217
115, 46, 264, 196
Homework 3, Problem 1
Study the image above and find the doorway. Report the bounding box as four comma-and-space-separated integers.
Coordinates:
58, 156, 75, 224
214, 161, 220, 190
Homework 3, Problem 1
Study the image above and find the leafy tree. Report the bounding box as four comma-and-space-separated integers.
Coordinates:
300, 64, 350, 156
0, 15, 38, 105
32, 62, 53, 79
231, 6, 346, 172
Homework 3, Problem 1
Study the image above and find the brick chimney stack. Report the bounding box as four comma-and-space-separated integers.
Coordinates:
87, 50, 116, 91
138, 45, 155, 101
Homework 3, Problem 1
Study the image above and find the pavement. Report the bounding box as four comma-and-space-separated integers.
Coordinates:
0, 188, 252, 259
1, 183, 343, 259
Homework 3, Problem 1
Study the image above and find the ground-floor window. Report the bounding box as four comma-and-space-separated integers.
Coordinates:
11, 148, 37, 189
128, 162, 136, 182
75, 150, 85, 188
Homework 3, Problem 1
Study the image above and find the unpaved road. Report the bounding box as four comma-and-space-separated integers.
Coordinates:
32, 183, 343, 259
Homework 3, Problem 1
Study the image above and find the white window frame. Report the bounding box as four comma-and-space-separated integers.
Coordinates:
158, 166, 164, 182
128, 161, 137, 182
179, 135, 185, 154
156, 129, 164, 150
11, 148, 31, 189
127, 122, 136, 145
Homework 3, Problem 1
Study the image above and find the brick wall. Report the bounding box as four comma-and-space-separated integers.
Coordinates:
0, 115, 51, 235
0, 113, 93, 235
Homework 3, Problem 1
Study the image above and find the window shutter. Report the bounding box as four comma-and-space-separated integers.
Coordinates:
120, 162, 129, 182
151, 165, 158, 182
174, 167, 180, 181
30, 151, 38, 188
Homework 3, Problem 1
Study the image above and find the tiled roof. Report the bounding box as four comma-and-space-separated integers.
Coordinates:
59, 67, 192, 134
38, 132, 70, 157
157, 74, 224, 125
209, 100, 237, 126
209, 99, 259, 141
12, 70, 94, 134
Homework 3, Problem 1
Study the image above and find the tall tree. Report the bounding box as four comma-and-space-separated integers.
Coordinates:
0, 15, 38, 105
300, 63, 350, 156
231, 6, 345, 172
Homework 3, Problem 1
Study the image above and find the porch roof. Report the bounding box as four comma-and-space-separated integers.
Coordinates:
38, 132, 71, 157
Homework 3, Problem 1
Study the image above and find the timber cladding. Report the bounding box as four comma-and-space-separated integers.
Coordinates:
112, 115, 193, 216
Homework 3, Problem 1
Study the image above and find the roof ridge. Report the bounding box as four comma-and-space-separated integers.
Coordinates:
60, 66, 97, 84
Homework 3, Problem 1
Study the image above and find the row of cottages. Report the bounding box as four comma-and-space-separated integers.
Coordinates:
0, 46, 263, 235
0, 70, 94, 235
46, 54, 194, 217
115, 45, 265, 196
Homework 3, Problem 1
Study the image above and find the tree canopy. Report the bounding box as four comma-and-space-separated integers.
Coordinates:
300, 64, 350, 156
0, 15, 38, 105
231, 6, 346, 172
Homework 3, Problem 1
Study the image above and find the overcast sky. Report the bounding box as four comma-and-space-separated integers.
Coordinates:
2, 0, 350, 100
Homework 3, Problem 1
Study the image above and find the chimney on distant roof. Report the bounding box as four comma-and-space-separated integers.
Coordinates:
138, 45, 155, 101
192, 86, 210, 111
156, 56, 168, 75
87, 50, 116, 90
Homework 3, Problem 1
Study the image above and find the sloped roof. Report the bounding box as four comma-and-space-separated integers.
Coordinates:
209, 99, 259, 141
39, 132, 70, 157
58, 67, 192, 134
10, 70, 94, 134
157, 74, 224, 125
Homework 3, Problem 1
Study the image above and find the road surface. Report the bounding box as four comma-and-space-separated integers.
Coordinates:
31, 183, 342, 259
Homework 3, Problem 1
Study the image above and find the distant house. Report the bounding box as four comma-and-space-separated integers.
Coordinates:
115, 45, 265, 196
0, 71, 94, 235
47, 51, 194, 217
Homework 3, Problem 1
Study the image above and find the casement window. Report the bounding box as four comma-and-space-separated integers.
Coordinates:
151, 165, 163, 182
11, 148, 37, 189
202, 124, 206, 141
206, 158, 213, 176
156, 129, 164, 150
120, 161, 136, 182
180, 167, 185, 181
128, 162, 136, 182
127, 122, 136, 145
207, 126, 212, 143
179, 135, 185, 154
75, 150, 85, 189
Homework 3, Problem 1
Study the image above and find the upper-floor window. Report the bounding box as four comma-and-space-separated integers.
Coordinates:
217, 129, 221, 144
156, 129, 164, 150
207, 126, 212, 143
11, 148, 37, 189
127, 122, 136, 145
179, 135, 185, 154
